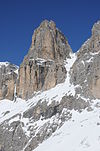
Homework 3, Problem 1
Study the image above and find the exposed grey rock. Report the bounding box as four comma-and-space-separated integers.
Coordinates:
0, 92, 90, 151
0, 62, 18, 100
71, 21, 100, 99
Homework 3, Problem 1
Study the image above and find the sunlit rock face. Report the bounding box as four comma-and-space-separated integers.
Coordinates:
17, 20, 72, 100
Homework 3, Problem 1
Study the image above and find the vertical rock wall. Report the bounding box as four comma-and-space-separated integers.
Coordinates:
0, 63, 18, 100
17, 20, 72, 100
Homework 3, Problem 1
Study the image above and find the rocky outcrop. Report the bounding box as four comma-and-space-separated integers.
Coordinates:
0, 95, 89, 151
17, 20, 72, 100
0, 120, 28, 151
0, 62, 18, 100
71, 21, 100, 99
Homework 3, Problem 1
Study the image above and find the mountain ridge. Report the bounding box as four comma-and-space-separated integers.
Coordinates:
0, 20, 100, 151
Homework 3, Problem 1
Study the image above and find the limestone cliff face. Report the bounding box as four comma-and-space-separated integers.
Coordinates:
17, 20, 72, 100
0, 62, 18, 100
71, 21, 100, 99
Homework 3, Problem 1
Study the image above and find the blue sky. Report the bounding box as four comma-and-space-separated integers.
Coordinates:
0, 0, 100, 65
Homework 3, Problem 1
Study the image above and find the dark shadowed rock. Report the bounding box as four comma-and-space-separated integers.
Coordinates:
0, 62, 18, 100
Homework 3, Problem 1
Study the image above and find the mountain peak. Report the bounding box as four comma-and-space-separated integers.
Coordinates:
28, 19, 72, 61
17, 20, 72, 100
92, 20, 100, 36
39, 20, 56, 29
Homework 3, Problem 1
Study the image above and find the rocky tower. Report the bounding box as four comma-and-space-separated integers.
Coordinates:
0, 62, 18, 100
17, 20, 72, 100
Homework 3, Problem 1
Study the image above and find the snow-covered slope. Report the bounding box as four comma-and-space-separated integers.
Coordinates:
0, 52, 100, 151
0, 53, 76, 124
0, 99, 27, 124
34, 101, 100, 151
0, 53, 76, 122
